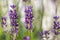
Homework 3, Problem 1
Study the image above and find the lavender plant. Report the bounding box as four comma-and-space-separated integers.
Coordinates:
53, 16, 60, 35
23, 0, 34, 39
24, 5, 34, 40
2, 17, 7, 28
1, 17, 8, 33
39, 31, 50, 40
25, 6, 33, 30
9, 4, 18, 40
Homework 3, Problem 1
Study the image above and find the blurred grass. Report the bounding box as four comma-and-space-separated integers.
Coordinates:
0, 27, 3, 36
5, 32, 11, 40
0, 33, 6, 40
0, 4, 3, 36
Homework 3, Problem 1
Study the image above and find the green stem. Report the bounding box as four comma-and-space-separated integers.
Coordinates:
6, 31, 11, 40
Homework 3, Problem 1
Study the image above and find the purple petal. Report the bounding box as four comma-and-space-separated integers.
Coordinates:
15, 23, 18, 26
2, 22, 6, 25
10, 4, 16, 8
29, 23, 32, 29
58, 25, 60, 29
15, 28, 18, 34
39, 32, 43, 36
43, 31, 49, 35
53, 16, 59, 19
54, 21, 57, 26
28, 6, 32, 9
2, 17, 6, 21
25, 25, 29, 29
53, 29, 59, 35
25, 18, 29, 24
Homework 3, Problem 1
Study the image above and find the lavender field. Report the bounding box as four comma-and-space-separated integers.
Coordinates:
0, 0, 60, 40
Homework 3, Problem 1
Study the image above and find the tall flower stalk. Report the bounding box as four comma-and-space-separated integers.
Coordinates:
24, 5, 33, 40
9, 4, 18, 40
25, 6, 33, 30
52, 0, 60, 39
53, 16, 60, 35
23, 0, 34, 40
52, 16, 60, 40
2, 17, 7, 27
2, 17, 7, 32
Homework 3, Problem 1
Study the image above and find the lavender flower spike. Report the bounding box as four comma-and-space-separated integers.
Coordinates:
25, 6, 33, 30
2, 17, 7, 28
9, 4, 18, 36
39, 31, 49, 38
53, 16, 60, 35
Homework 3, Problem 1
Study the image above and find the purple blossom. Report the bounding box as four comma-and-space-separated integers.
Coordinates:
9, 10, 18, 19
39, 31, 43, 37
24, 36, 30, 40
10, 28, 15, 35
54, 21, 57, 26
53, 21, 58, 29
58, 25, 60, 29
15, 28, 18, 34
39, 31, 49, 38
11, 19, 18, 26
10, 4, 16, 9
53, 16, 59, 19
53, 29, 59, 35
43, 31, 49, 35
25, 17, 29, 24
2, 17, 7, 27
25, 6, 33, 30
9, 5, 18, 35
53, 16, 60, 35
53, 16, 59, 29
2, 17, 6, 21
29, 23, 33, 30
